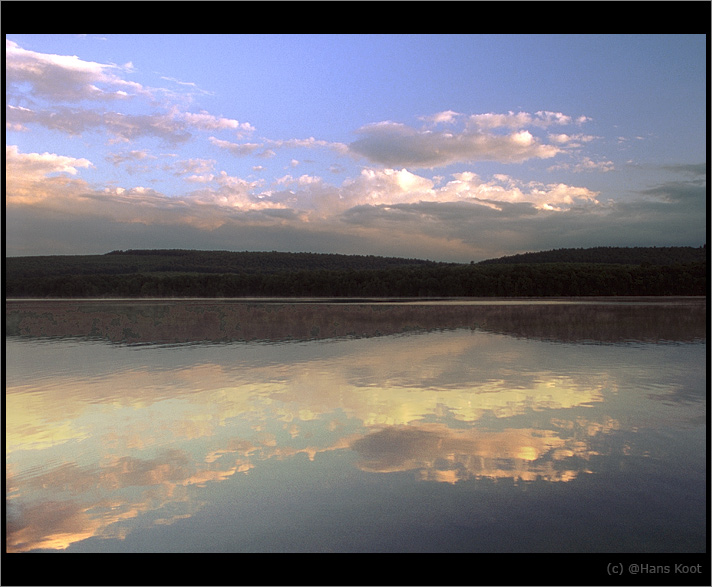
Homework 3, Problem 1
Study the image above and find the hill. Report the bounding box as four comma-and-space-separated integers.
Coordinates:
478, 246, 706, 266
4, 247, 707, 298
6, 249, 447, 280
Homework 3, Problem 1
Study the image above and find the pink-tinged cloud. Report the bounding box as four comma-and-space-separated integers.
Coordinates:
6, 39, 142, 102
349, 120, 561, 168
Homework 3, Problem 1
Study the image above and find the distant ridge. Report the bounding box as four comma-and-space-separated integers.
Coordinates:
6, 249, 448, 279
477, 246, 707, 266
5, 246, 706, 298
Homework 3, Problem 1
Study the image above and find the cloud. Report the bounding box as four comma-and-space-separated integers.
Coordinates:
209, 136, 263, 157
6, 145, 284, 232
7, 103, 255, 149
5, 143, 602, 245
106, 149, 155, 166
419, 110, 461, 126
467, 110, 590, 130
6, 128, 705, 261
209, 135, 349, 160
341, 168, 436, 206
347, 111, 602, 169
547, 133, 598, 145
334, 168, 600, 212
6, 104, 196, 146
637, 178, 706, 206
6, 145, 92, 177
6, 145, 93, 205
547, 157, 615, 173
6, 104, 103, 135
441, 172, 601, 211
659, 163, 706, 177
5, 40, 257, 149
159, 75, 214, 97
266, 137, 349, 155
349, 119, 561, 168
103, 111, 192, 146
171, 158, 216, 176
176, 110, 255, 136
6, 39, 142, 102
338, 189, 705, 262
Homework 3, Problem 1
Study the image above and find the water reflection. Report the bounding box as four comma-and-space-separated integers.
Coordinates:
5, 300, 706, 552
351, 423, 602, 483
5, 297, 706, 343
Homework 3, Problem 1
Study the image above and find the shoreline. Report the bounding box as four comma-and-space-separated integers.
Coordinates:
5, 295, 707, 305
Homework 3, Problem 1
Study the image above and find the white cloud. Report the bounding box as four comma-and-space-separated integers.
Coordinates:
466, 110, 587, 131
547, 133, 598, 145
346, 111, 604, 170
547, 157, 615, 173
342, 168, 435, 206
6, 103, 196, 146
209, 137, 262, 156
5, 141, 601, 223
466, 111, 536, 130
173, 158, 216, 176
159, 76, 213, 96
418, 110, 461, 125
5, 40, 257, 150
6, 145, 93, 205
177, 110, 255, 136
6, 145, 704, 261
6, 145, 92, 177
6, 39, 143, 102
440, 172, 600, 210
267, 137, 348, 153
349, 119, 561, 168
103, 111, 191, 145
276, 174, 323, 187
6, 104, 103, 135
106, 149, 155, 165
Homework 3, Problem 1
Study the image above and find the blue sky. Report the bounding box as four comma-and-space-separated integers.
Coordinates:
6, 34, 707, 261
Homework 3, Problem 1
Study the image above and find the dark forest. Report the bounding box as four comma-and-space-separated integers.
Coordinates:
5, 246, 707, 298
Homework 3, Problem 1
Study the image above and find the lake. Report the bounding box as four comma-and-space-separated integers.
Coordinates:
5, 298, 707, 557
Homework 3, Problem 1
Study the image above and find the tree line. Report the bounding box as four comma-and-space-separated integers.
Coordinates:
477, 245, 707, 266
6, 261, 706, 298
6, 249, 443, 280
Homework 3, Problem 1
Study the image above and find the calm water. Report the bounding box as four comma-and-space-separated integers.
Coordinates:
5, 299, 707, 554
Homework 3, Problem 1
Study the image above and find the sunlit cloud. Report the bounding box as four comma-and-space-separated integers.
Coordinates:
6, 39, 143, 102
548, 157, 615, 173
4, 38, 705, 259
6, 144, 92, 177
418, 110, 461, 126
547, 132, 598, 145
5, 40, 257, 150
209, 136, 263, 156
11, 139, 702, 262
6, 145, 93, 205
266, 136, 349, 155
467, 110, 590, 130
176, 109, 255, 136
347, 110, 603, 169
105, 149, 155, 165
159, 75, 214, 97
349, 118, 562, 168
171, 157, 216, 176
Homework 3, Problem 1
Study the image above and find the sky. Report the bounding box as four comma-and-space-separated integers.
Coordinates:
5, 34, 708, 262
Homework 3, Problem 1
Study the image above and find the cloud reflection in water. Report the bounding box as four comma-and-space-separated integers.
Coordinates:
5, 300, 706, 552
